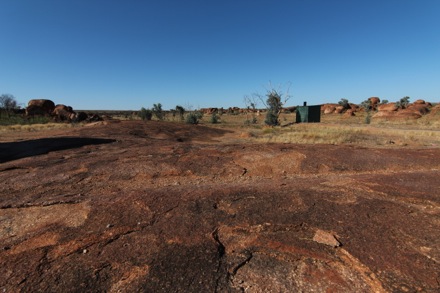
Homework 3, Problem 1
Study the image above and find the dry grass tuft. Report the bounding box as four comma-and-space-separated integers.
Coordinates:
253, 124, 376, 145
202, 111, 440, 147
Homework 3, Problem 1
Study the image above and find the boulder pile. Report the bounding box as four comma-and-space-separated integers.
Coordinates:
321, 97, 436, 121
25, 99, 102, 123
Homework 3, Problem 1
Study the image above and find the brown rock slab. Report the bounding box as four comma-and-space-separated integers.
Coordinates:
313, 229, 341, 247
0, 120, 439, 292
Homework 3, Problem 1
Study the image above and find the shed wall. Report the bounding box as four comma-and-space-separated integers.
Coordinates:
296, 105, 321, 123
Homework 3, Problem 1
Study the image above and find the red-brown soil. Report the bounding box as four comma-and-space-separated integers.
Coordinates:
1, 121, 439, 292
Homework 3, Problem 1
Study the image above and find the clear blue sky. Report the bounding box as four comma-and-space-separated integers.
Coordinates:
1, 0, 439, 110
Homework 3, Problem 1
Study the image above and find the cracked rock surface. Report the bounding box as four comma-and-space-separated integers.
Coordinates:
1, 120, 439, 292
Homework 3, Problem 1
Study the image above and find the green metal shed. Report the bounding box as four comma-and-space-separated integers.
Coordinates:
295, 102, 321, 123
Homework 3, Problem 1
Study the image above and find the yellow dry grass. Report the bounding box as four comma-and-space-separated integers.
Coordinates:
0, 123, 75, 133
203, 111, 440, 148
251, 124, 440, 147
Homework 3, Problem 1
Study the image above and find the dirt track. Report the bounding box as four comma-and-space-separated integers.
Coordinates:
1, 120, 439, 292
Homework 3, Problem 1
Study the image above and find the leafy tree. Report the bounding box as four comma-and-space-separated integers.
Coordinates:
361, 99, 372, 112
338, 98, 350, 109
359, 99, 373, 124
0, 94, 18, 110
264, 89, 288, 126
152, 103, 164, 120
396, 96, 410, 108
138, 107, 152, 121
252, 83, 291, 126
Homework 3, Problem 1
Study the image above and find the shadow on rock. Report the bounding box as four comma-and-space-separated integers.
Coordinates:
0, 137, 116, 163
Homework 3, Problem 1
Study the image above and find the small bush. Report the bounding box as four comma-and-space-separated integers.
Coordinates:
365, 113, 371, 124
152, 103, 164, 120
138, 107, 152, 121
361, 99, 372, 112
185, 111, 203, 124
210, 113, 219, 124
265, 111, 279, 126
396, 96, 410, 109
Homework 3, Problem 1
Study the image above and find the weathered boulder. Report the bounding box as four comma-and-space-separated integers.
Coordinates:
321, 104, 338, 114
53, 104, 75, 122
349, 104, 359, 111
344, 109, 355, 117
74, 111, 89, 122
227, 107, 240, 114
88, 113, 103, 122
377, 103, 398, 112
395, 109, 423, 119
373, 109, 422, 120
334, 105, 346, 114
26, 99, 55, 116
369, 97, 380, 106
206, 108, 218, 114
282, 106, 297, 113
368, 97, 381, 111
406, 103, 430, 115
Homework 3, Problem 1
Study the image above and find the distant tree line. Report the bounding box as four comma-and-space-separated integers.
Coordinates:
0, 94, 22, 121
0, 94, 19, 118
138, 103, 208, 125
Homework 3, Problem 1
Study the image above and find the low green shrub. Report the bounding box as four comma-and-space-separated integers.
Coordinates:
210, 113, 219, 124
185, 111, 203, 124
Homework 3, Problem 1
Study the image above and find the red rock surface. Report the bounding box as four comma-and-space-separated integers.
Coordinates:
1, 121, 439, 292
377, 103, 398, 112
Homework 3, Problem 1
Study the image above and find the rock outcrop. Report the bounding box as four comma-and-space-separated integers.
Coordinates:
1, 121, 439, 292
